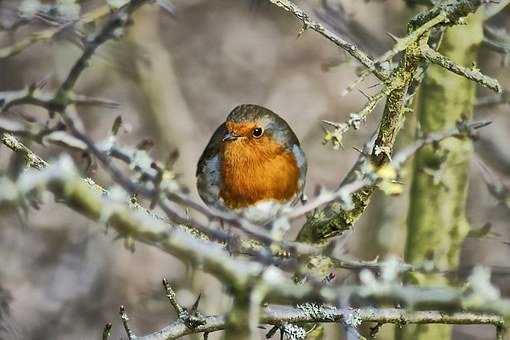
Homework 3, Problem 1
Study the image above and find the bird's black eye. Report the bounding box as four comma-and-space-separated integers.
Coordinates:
252, 127, 263, 138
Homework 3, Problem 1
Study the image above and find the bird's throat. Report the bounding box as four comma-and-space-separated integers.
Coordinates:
219, 138, 299, 209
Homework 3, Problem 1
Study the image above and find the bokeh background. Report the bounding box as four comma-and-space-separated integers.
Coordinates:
0, 0, 509, 339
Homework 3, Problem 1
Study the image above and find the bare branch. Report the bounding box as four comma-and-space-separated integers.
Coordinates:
297, 0, 499, 244
265, 0, 388, 80
137, 304, 504, 339
102, 322, 112, 340
120, 306, 136, 340
0, 4, 111, 59
0, 133, 47, 170
421, 44, 501, 92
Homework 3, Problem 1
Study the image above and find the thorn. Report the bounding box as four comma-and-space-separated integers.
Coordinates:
386, 31, 400, 42
190, 293, 202, 314
352, 146, 369, 157
358, 88, 371, 100
111, 115, 123, 136
166, 149, 180, 168
265, 325, 280, 338
35, 74, 52, 90
297, 22, 308, 38
119, 305, 135, 340
367, 82, 381, 89
156, 0, 177, 17
471, 120, 492, 130
136, 138, 155, 151
321, 120, 341, 128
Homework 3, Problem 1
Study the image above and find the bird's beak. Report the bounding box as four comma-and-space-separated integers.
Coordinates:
223, 131, 239, 142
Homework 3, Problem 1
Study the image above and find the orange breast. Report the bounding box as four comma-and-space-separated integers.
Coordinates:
219, 136, 300, 209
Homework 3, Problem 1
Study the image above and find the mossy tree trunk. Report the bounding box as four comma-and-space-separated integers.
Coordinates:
398, 11, 484, 340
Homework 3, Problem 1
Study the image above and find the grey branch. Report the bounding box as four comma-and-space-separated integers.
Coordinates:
137, 304, 504, 339
266, 0, 388, 80
421, 44, 502, 92
0, 134, 47, 170
1, 157, 510, 339
120, 306, 136, 340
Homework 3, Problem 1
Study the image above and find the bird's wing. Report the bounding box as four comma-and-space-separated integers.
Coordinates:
196, 123, 226, 177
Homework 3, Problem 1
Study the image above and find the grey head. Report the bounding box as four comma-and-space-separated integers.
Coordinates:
226, 104, 301, 149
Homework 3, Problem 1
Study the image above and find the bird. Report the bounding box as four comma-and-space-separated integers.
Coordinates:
196, 104, 307, 224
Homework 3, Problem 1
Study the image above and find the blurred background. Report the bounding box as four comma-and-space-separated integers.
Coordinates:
0, 0, 509, 339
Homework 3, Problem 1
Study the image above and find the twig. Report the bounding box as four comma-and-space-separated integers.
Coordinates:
266, 0, 388, 80
0, 87, 119, 113
161, 278, 206, 330
137, 305, 505, 339
120, 305, 136, 340
162, 278, 186, 317
297, 0, 497, 243
3, 0, 295, 259
55, 1, 150, 99
282, 179, 369, 221
3, 130, 462, 280
0, 133, 448, 280
476, 158, 510, 210
421, 44, 501, 92
0, 134, 47, 170
0, 129, 326, 273
391, 120, 491, 169
375, 12, 447, 64
0, 4, 111, 59
292, 119, 491, 236
11, 0, 302, 254
322, 84, 395, 149
102, 322, 112, 340
76, 135, 325, 256
1, 160, 510, 339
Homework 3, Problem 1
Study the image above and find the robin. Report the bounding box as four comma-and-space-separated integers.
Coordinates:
196, 104, 307, 224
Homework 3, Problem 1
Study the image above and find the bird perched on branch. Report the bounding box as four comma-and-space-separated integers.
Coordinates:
196, 104, 307, 224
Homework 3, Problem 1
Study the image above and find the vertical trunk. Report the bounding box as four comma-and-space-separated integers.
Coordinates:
399, 11, 483, 340
223, 296, 253, 340
223, 288, 263, 340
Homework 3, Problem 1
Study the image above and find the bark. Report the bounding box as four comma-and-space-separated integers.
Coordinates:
398, 11, 484, 340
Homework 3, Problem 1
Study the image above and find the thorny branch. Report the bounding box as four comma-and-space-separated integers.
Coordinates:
0, 107, 491, 275
4, 113, 496, 285
270, 0, 501, 149
421, 44, 501, 92
266, 0, 389, 80
0, 0, 501, 245
285, 0, 502, 244
0, 4, 111, 59
135, 304, 504, 340
0, 146, 507, 339
0, 136, 509, 336
0, 1, 175, 59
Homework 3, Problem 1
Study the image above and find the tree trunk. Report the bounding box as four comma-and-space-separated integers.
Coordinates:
398, 10, 483, 340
